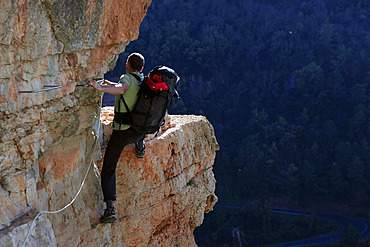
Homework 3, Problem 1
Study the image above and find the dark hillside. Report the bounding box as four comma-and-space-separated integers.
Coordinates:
105, 0, 370, 245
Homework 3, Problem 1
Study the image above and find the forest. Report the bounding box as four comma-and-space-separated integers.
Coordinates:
104, 0, 369, 246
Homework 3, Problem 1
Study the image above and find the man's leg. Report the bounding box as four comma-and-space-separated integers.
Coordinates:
100, 128, 145, 223
101, 130, 123, 203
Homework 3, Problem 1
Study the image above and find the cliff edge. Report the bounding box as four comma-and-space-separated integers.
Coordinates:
0, 0, 219, 246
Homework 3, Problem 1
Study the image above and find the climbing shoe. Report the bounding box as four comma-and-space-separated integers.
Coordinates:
135, 141, 146, 158
100, 207, 117, 223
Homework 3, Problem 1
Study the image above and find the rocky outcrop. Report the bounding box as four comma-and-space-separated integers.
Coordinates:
0, 108, 219, 246
85, 108, 218, 247
0, 0, 150, 112
0, 0, 219, 246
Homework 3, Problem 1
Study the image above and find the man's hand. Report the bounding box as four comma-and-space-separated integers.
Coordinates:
87, 80, 102, 91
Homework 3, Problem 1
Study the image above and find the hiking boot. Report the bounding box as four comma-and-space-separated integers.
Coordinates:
135, 141, 146, 158
100, 207, 117, 223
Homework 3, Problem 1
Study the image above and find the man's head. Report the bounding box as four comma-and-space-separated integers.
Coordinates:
126, 53, 145, 72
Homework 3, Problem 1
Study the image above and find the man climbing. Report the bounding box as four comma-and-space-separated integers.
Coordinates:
88, 52, 146, 223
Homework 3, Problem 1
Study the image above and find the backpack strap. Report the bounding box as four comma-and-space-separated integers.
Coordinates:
130, 73, 142, 83
120, 73, 142, 113
114, 73, 143, 130
120, 94, 130, 113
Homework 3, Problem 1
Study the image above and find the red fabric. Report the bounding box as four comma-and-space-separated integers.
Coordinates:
145, 75, 169, 92
152, 74, 162, 82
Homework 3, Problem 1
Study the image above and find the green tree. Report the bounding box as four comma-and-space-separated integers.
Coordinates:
294, 62, 324, 95
338, 224, 362, 247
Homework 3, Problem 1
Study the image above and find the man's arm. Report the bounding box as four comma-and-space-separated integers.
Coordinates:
88, 80, 129, 95
101, 79, 118, 86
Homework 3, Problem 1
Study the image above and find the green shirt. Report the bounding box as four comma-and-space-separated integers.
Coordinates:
112, 72, 144, 130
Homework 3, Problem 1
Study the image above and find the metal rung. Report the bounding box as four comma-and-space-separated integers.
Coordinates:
18, 79, 104, 93
18, 85, 62, 93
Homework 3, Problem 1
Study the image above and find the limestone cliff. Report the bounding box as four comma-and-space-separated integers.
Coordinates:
0, 1, 219, 246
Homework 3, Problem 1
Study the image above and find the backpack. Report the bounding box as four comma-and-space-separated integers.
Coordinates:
114, 66, 180, 134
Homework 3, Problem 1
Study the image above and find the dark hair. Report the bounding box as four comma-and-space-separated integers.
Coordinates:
128, 53, 145, 71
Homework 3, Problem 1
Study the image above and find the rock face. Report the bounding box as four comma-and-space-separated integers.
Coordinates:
0, 0, 150, 112
90, 108, 219, 247
0, 1, 219, 246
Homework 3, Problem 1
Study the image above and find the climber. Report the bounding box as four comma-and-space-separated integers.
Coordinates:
88, 52, 146, 223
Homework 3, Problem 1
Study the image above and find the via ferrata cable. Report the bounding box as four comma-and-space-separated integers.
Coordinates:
21, 117, 101, 247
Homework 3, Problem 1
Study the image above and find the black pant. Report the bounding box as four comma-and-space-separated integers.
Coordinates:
101, 128, 145, 202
